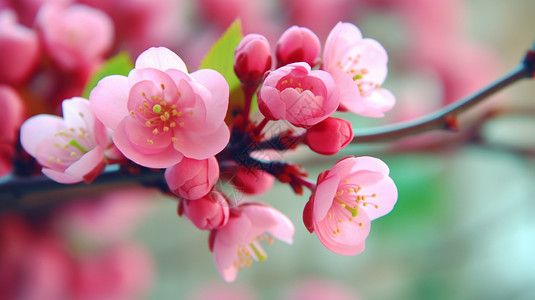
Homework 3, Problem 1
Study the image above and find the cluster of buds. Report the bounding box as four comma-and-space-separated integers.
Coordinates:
19, 21, 398, 282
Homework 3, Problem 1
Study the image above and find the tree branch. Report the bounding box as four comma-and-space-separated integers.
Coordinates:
352, 60, 532, 143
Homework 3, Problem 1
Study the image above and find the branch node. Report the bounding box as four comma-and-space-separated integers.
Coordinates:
444, 114, 460, 132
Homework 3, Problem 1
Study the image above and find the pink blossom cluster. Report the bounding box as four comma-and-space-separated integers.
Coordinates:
16, 21, 398, 282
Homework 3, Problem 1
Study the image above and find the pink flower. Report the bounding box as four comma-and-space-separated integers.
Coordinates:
305, 117, 353, 155
303, 156, 397, 255
210, 203, 294, 282
258, 62, 339, 127
323, 22, 395, 117
20, 97, 108, 184
234, 34, 272, 86
0, 85, 25, 177
0, 10, 40, 85
90, 47, 230, 168
36, 3, 114, 75
276, 25, 321, 68
180, 191, 230, 230
165, 157, 220, 200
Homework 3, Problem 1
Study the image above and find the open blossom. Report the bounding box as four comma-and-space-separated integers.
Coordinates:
258, 62, 339, 127
210, 203, 294, 282
303, 156, 397, 255
20, 97, 108, 184
165, 157, 219, 200
323, 22, 395, 117
90, 47, 230, 168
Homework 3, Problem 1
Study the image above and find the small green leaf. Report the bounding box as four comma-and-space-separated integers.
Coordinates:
82, 52, 134, 99
199, 19, 243, 96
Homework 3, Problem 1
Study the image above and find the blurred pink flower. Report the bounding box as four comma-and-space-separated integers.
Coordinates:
303, 156, 397, 255
72, 243, 153, 300
282, 0, 353, 38
210, 203, 294, 282
79, 0, 185, 56
90, 47, 230, 168
57, 187, 157, 244
20, 97, 108, 183
165, 156, 220, 200
36, 3, 114, 76
323, 22, 395, 117
0, 9, 39, 85
180, 191, 230, 230
0, 85, 25, 176
258, 62, 339, 127
276, 25, 321, 68
234, 33, 272, 86
305, 117, 353, 155
284, 278, 359, 300
230, 166, 275, 196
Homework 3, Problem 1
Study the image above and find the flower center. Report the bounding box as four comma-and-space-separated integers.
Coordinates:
48, 112, 93, 166
336, 55, 379, 95
328, 180, 378, 236
233, 234, 274, 270
130, 83, 195, 145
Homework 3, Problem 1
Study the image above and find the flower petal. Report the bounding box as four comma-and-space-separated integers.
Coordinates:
113, 118, 183, 168
89, 75, 129, 130
190, 69, 229, 127
314, 209, 370, 255
135, 47, 188, 72
173, 122, 229, 160
20, 115, 64, 156
213, 238, 238, 282
313, 172, 340, 221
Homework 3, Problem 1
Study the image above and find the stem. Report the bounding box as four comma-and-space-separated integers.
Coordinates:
242, 84, 257, 125
0, 167, 166, 213
353, 63, 530, 143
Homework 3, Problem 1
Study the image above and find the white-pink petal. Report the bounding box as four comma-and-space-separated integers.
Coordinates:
90, 75, 129, 130
135, 47, 188, 73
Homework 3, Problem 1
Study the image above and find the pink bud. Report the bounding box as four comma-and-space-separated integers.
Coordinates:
234, 34, 272, 86
275, 25, 321, 68
305, 117, 353, 155
180, 191, 230, 230
165, 157, 220, 200
231, 166, 275, 195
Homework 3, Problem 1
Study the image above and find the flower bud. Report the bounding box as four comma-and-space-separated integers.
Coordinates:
165, 157, 219, 200
234, 34, 272, 86
305, 117, 353, 155
276, 25, 321, 68
231, 166, 274, 195
180, 191, 229, 230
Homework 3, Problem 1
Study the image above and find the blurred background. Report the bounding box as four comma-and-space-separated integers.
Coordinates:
1, 0, 535, 299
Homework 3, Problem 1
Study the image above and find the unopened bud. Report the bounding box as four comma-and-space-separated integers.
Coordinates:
181, 191, 229, 230
305, 117, 353, 155
165, 157, 219, 200
231, 166, 274, 195
275, 26, 320, 68
234, 34, 272, 86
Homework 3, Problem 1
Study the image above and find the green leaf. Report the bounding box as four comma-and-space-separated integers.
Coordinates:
82, 52, 134, 99
199, 19, 243, 96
